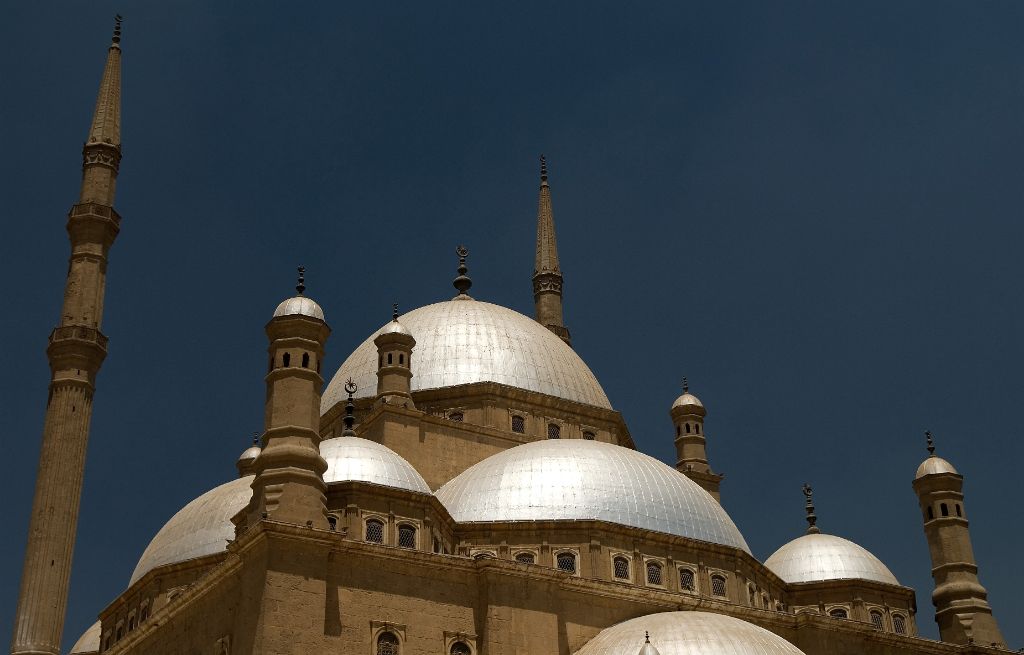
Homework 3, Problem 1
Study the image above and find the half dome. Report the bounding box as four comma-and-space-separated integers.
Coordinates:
574, 611, 805, 655
435, 440, 750, 553
323, 299, 612, 412
321, 436, 430, 493
763, 533, 899, 585
129, 476, 253, 585
69, 620, 101, 654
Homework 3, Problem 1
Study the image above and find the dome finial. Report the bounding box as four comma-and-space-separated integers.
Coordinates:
925, 429, 935, 456
803, 483, 820, 534
645, 631, 650, 643
342, 379, 357, 436
112, 14, 123, 46
295, 266, 306, 296
682, 376, 688, 393
252, 431, 259, 446
540, 154, 548, 184
453, 245, 473, 297
392, 302, 399, 321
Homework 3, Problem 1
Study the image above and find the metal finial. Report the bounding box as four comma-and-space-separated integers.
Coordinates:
803, 483, 819, 534
392, 303, 399, 321
343, 378, 357, 436
682, 376, 689, 393
644, 631, 650, 644
453, 245, 473, 296
540, 154, 548, 183
112, 15, 123, 45
925, 430, 935, 456
296, 266, 306, 295
252, 431, 259, 446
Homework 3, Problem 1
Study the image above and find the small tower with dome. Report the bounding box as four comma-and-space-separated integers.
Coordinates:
246, 268, 331, 529
374, 304, 416, 408
235, 433, 262, 477
671, 378, 723, 501
913, 431, 1005, 647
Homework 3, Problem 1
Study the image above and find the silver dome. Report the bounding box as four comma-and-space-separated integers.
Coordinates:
273, 295, 325, 321
237, 444, 261, 463
763, 533, 899, 585
435, 440, 750, 553
321, 436, 430, 493
129, 476, 253, 586
915, 455, 958, 479
69, 620, 101, 654
671, 392, 703, 410
323, 299, 612, 412
574, 611, 806, 655
378, 318, 412, 337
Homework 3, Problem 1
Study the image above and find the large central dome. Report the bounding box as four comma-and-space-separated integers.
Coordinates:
323, 298, 612, 412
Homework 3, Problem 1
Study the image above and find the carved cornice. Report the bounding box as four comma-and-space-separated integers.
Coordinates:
82, 142, 122, 173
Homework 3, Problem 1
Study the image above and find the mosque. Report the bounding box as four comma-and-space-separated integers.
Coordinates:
9, 20, 1014, 655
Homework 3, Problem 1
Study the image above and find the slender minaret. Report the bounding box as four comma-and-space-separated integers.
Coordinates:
374, 304, 416, 408
11, 18, 124, 655
913, 431, 1005, 647
247, 269, 331, 529
533, 156, 571, 345
671, 378, 723, 502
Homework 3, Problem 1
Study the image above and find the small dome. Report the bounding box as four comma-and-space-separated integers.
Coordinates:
273, 295, 325, 321
915, 455, 958, 480
237, 444, 261, 464
378, 318, 412, 337
129, 476, 253, 586
436, 440, 750, 553
69, 620, 101, 654
764, 533, 899, 585
321, 436, 430, 493
575, 611, 806, 655
324, 299, 612, 413
671, 392, 704, 413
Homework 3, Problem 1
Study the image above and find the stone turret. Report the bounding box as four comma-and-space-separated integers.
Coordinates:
374, 304, 416, 408
247, 268, 331, 529
671, 379, 723, 502
913, 431, 1005, 648
11, 18, 124, 655
533, 156, 571, 345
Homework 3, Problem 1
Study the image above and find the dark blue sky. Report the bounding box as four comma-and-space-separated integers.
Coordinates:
2, 2, 1022, 650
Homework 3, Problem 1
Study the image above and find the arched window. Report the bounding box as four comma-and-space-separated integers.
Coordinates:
365, 519, 384, 544
377, 631, 400, 655
433, 537, 441, 553
829, 608, 848, 619
956, 503, 962, 517
514, 552, 535, 564
327, 515, 338, 531
646, 562, 663, 585
398, 524, 416, 549
399, 353, 404, 365
748, 585, 756, 605
268, 355, 274, 373
613, 556, 630, 580
301, 352, 309, 368
556, 552, 577, 573
870, 610, 884, 629
128, 614, 137, 631
547, 423, 561, 439
676, 424, 681, 437
927, 506, 934, 520
762, 593, 769, 609
449, 411, 464, 422
892, 614, 907, 635
511, 415, 525, 433
387, 353, 393, 365
679, 568, 695, 591
941, 502, 949, 517
140, 604, 150, 622
685, 423, 691, 434
695, 423, 700, 434
711, 574, 727, 597
583, 431, 595, 440
473, 552, 494, 560
282, 352, 291, 367
450, 642, 471, 655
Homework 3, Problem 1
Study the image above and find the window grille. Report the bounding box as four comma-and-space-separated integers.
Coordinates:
893, 614, 907, 635
398, 524, 416, 549
547, 423, 561, 439
365, 519, 384, 544
450, 643, 471, 655
646, 562, 663, 585
829, 608, 849, 619
515, 552, 535, 564
449, 411, 464, 422
511, 415, 525, 433
613, 557, 630, 580
679, 569, 695, 591
377, 632, 400, 655
583, 431, 595, 440
473, 552, 494, 560
556, 552, 576, 573
711, 574, 727, 597
870, 611, 884, 630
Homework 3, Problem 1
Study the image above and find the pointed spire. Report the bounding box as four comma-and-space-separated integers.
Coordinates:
925, 429, 935, 456
803, 483, 820, 534
342, 379, 357, 436
87, 15, 123, 149
453, 245, 473, 298
532, 156, 570, 344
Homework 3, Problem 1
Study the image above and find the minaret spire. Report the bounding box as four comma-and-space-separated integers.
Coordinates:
533, 155, 571, 345
11, 18, 125, 655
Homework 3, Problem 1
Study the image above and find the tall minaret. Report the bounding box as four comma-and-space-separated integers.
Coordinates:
247, 269, 331, 529
912, 431, 1005, 648
11, 18, 124, 655
671, 379, 723, 502
533, 156, 571, 345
